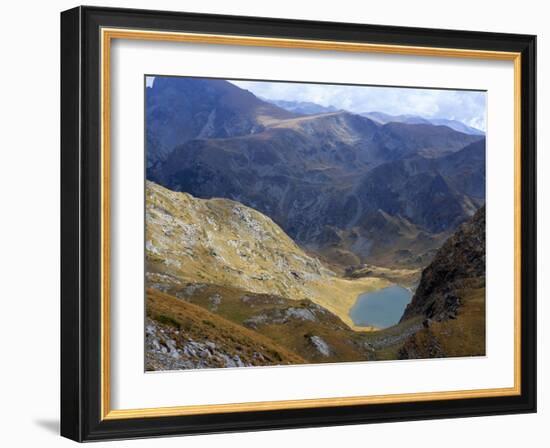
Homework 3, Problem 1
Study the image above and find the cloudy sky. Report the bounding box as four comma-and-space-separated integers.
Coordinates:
231, 80, 486, 131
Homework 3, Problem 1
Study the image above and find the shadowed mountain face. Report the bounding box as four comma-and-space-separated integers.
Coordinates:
146, 77, 296, 171
147, 78, 485, 267
401, 205, 485, 322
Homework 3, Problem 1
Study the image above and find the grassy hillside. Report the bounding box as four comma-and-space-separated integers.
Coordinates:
146, 180, 389, 329
146, 288, 305, 370
150, 281, 383, 364
398, 284, 485, 358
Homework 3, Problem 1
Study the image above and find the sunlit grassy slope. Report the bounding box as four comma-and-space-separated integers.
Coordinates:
146, 288, 305, 370
397, 286, 486, 359
148, 281, 385, 364
146, 180, 389, 329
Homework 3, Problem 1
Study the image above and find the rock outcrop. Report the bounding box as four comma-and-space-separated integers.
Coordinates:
397, 207, 486, 359
400, 206, 485, 322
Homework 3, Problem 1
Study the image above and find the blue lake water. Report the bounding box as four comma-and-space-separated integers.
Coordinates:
349, 285, 413, 329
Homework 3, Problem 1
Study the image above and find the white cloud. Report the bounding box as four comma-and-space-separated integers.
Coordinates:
231, 80, 486, 131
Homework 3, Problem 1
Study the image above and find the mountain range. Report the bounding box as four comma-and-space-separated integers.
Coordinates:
146, 77, 485, 267
360, 111, 485, 135
265, 99, 340, 115
262, 99, 484, 136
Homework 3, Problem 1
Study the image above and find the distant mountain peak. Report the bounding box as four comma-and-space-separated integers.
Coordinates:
361, 111, 484, 136
264, 98, 339, 115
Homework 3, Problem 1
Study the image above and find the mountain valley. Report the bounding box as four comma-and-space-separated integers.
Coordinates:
144, 76, 486, 369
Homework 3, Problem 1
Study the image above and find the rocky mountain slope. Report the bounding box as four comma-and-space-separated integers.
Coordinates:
144, 182, 415, 369
397, 206, 486, 358
401, 205, 485, 321
146, 288, 305, 370
146, 181, 389, 329
149, 282, 383, 365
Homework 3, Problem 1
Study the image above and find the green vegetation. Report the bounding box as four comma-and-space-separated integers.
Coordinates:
154, 313, 181, 329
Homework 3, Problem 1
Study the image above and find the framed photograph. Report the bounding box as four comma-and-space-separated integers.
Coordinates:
60, 6, 536, 441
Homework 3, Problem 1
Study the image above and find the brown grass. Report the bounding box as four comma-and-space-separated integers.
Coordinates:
429, 287, 486, 357
154, 282, 375, 364
395, 286, 486, 359
147, 288, 306, 365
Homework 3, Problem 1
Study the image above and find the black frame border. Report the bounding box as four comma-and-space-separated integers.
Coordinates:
61, 6, 536, 442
